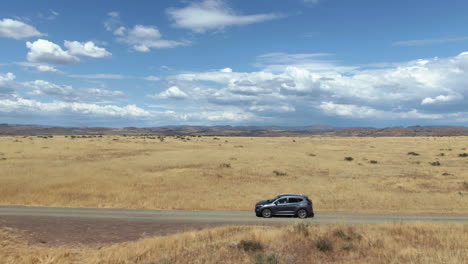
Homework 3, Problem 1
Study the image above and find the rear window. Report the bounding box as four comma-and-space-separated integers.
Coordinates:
288, 198, 303, 203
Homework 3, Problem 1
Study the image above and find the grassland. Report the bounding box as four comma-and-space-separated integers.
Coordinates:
0, 135, 467, 213
1, 223, 467, 264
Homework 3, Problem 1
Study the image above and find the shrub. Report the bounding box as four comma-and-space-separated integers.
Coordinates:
459, 153, 468, 157
315, 238, 333, 252
462, 182, 468, 190
437, 153, 445, 156
272, 170, 287, 176
344, 157, 354, 161
429, 161, 441, 166
219, 163, 231, 168
369, 160, 378, 164
253, 253, 278, 264
238, 240, 263, 252
307, 153, 316, 157
407, 152, 420, 156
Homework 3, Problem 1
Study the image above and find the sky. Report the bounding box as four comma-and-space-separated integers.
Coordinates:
0, 0, 467, 127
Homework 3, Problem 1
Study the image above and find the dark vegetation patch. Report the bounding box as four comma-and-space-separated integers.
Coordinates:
272, 170, 287, 176
238, 240, 263, 252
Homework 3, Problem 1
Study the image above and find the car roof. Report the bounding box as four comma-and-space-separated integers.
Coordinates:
278, 193, 307, 198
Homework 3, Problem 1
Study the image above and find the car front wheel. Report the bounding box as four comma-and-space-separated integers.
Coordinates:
262, 209, 272, 218
297, 209, 308, 219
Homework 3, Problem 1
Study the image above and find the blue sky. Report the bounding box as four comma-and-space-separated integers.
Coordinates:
0, 0, 467, 127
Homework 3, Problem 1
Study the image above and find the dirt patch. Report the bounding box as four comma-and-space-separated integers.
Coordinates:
0, 215, 266, 247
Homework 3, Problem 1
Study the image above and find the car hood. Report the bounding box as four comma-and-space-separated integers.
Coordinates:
256, 200, 270, 206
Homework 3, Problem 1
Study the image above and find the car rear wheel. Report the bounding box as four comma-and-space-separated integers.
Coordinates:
262, 209, 272, 218
297, 209, 308, 219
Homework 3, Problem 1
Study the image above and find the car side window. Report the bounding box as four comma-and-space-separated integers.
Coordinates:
289, 198, 302, 203
276, 198, 287, 204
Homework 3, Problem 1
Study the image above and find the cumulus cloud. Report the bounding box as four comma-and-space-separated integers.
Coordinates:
167, 0, 280, 33
121, 25, 189, 52
165, 51, 468, 124
26, 39, 111, 64
0, 18, 44, 39
24, 80, 77, 101
104, 13, 188, 52
421, 94, 463, 105
64, 41, 111, 58
149, 86, 188, 100
26, 39, 79, 64
0, 72, 16, 96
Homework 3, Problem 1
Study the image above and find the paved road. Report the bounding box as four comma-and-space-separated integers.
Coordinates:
1, 206, 467, 224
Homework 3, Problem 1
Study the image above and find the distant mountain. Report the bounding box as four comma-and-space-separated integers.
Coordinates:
0, 124, 466, 137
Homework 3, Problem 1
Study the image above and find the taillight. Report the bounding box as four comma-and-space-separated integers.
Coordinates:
308, 202, 312, 206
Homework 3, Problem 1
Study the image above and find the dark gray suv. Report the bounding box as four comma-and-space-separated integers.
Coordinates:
255, 194, 314, 219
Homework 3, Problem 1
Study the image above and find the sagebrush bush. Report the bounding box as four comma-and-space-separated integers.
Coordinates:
272, 170, 287, 176
315, 238, 333, 252
238, 240, 263, 252
344, 157, 354, 161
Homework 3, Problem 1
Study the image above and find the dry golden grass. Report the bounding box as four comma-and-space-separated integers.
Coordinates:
1, 223, 467, 264
0, 135, 467, 213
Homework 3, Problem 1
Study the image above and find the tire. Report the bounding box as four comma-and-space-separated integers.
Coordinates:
310, 212, 315, 218
297, 209, 308, 219
261, 209, 272, 218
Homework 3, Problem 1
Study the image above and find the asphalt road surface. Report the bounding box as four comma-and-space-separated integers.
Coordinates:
1, 206, 467, 245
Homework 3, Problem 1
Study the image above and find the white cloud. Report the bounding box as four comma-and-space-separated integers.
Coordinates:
36, 64, 59, 73
121, 25, 189, 52
114, 26, 126, 36
26, 39, 79, 64
220, 67, 233, 73
421, 94, 463, 105
0, 97, 149, 118
85, 88, 125, 98
319, 102, 386, 118
167, 0, 280, 33
0, 72, 16, 96
104, 11, 122, 33
16, 62, 60, 73
64, 41, 111, 58
149, 86, 188, 100
144, 76, 160, 81
0, 18, 44, 39
165, 51, 468, 125
68, 74, 129, 79
0, 72, 15, 82
24, 80, 77, 101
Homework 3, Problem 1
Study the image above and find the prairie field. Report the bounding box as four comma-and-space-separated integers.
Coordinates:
0, 135, 467, 213
1, 223, 467, 264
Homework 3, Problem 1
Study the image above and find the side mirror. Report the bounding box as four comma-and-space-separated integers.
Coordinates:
274, 202, 278, 205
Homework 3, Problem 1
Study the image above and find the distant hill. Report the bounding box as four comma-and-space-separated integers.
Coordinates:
0, 124, 467, 137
